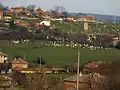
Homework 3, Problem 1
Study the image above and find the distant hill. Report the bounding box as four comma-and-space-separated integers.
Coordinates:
68, 13, 120, 22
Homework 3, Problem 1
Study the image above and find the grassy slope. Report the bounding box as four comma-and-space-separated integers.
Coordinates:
55, 21, 84, 34
0, 40, 120, 67
55, 21, 120, 35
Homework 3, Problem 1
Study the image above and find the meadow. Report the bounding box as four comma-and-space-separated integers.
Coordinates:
0, 40, 120, 67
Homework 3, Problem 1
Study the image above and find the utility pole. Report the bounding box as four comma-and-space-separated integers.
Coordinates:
40, 56, 41, 68
70, 23, 72, 34
24, 52, 26, 60
77, 50, 80, 90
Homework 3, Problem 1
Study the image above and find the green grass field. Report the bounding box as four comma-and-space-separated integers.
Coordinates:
0, 40, 120, 67
54, 21, 120, 35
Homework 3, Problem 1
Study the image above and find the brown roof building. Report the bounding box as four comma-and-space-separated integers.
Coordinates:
85, 61, 103, 69
11, 57, 28, 70
11, 7, 27, 13
64, 73, 110, 90
64, 74, 91, 90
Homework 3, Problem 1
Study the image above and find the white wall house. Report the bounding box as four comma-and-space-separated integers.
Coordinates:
40, 21, 51, 26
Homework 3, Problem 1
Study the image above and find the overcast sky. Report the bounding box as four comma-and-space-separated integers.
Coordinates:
0, 0, 120, 15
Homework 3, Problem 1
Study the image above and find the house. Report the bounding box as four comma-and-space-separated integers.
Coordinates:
56, 14, 65, 18
83, 61, 103, 74
85, 61, 103, 69
40, 21, 51, 26
11, 57, 28, 70
0, 10, 3, 20
34, 9, 43, 16
0, 52, 8, 63
86, 15, 94, 21
11, 7, 27, 13
3, 10, 13, 16
64, 74, 91, 90
15, 20, 29, 27
41, 10, 53, 19
4, 16, 12, 22
64, 73, 110, 90
66, 16, 74, 21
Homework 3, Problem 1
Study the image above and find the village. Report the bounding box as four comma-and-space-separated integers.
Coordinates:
0, 50, 112, 90
0, 2, 120, 90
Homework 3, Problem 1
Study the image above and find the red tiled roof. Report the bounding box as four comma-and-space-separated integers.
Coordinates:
85, 61, 103, 69
11, 7, 26, 9
64, 74, 91, 83
11, 58, 28, 64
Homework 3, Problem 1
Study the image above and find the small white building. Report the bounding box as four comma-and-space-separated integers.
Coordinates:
40, 21, 51, 26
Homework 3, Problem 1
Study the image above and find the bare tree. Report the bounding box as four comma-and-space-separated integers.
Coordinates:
51, 5, 66, 14
0, 3, 4, 10
26, 69, 60, 90
0, 3, 9, 11
12, 71, 28, 88
27, 5, 36, 12
90, 60, 120, 90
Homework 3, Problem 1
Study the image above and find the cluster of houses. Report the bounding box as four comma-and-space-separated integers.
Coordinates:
0, 7, 95, 21
0, 51, 67, 74
0, 6, 100, 29
0, 51, 109, 90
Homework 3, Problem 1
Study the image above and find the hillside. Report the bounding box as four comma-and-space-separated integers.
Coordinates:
68, 13, 120, 21
0, 40, 120, 67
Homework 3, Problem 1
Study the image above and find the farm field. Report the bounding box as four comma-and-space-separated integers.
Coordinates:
0, 40, 120, 67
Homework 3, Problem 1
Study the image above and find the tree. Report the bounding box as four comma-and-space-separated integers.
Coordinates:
0, 63, 12, 74
77, 12, 86, 16
9, 19, 16, 30
36, 7, 42, 19
91, 60, 120, 90
0, 3, 9, 11
27, 5, 36, 12
36, 7, 41, 11
115, 41, 120, 49
16, 26, 29, 39
64, 65, 77, 73
12, 71, 28, 88
3, 6, 9, 11
0, 3, 4, 10
62, 11, 69, 18
51, 5, 66, 14
34, 56, 46, 66
27, 70, 60, 90
19, 11, 27, 17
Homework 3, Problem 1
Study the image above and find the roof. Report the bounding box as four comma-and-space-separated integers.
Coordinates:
11, 7, 26, 10
16, 68, 65, 71
85, 61, 103, 69
0, 52, 8, 56
64, 74, 91, 83
57, 14, 65, 17
11, 58, 28, 64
